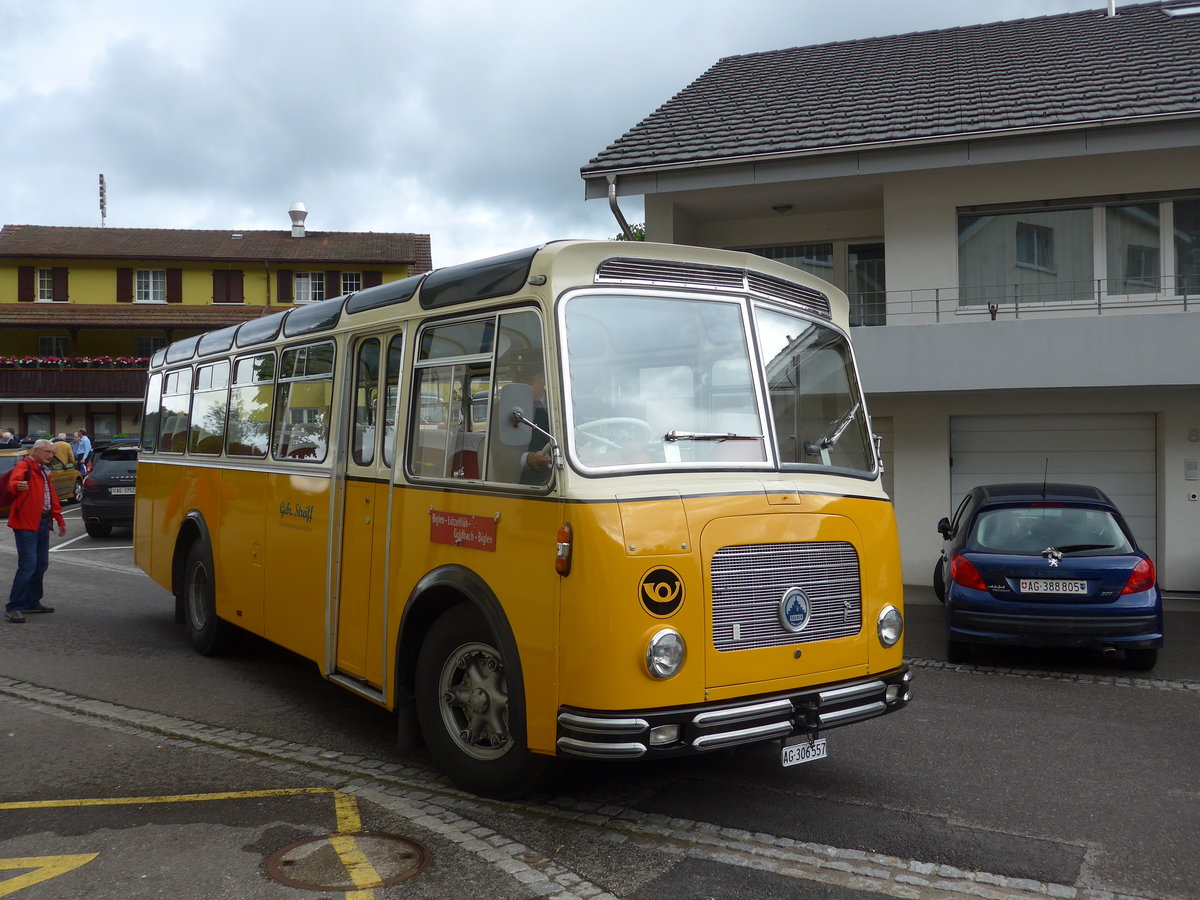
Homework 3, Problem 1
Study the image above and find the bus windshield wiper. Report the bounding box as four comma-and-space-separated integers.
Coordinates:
664, 430, 763, 443
805, 401, 860, 455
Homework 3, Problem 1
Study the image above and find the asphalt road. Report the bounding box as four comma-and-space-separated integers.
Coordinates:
1, 505, 1197, 900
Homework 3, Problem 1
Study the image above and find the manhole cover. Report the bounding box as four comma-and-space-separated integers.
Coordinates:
266, 833, 430, 891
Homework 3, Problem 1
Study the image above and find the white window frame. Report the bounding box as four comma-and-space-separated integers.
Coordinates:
295, 272, 325, 304
342, 272, 362, 294
37, 268, 55, 301
136, 269, 166, 303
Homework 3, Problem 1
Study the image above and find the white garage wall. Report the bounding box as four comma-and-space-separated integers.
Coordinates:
950, 413, 1157, 560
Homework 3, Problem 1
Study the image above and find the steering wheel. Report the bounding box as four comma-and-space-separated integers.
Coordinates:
574, 417, 654, 451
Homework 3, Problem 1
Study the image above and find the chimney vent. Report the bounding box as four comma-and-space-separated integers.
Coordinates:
289, 202, 308, 238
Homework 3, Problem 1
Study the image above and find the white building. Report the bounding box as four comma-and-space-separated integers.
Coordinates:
582, 1, 1200, 591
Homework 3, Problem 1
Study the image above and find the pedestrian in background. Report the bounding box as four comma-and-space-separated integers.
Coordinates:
73, 428, 92, 472
0, 429, 21, 448
5, 439, 67, 624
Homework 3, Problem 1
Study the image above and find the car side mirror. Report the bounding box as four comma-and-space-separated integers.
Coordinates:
937, 516, 953, 538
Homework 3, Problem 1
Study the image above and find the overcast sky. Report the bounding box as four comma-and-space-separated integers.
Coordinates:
2, 0, 1104, 268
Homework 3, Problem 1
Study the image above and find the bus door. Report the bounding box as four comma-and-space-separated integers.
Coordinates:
333, 331, 404, 690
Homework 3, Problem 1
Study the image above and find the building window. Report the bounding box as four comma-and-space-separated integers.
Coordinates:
960, 195, 1199, 305
1176, 198, 1200, 295
1015, 223, 1054, 272
136, 336, 166, 358
39, 336, 68, 357
1106, 203, 1160, 295
295, 273, 325, 304
957, 207, 1092, 305
136, 269, 166, 303
38, 269, 54, 301
745, 243, 834, 279
342, 272, 362, 294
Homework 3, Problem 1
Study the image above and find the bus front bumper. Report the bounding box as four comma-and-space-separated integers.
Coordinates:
555, 666, 913, 760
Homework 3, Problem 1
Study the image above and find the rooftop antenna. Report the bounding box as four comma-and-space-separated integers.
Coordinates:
98, 174, 107, 227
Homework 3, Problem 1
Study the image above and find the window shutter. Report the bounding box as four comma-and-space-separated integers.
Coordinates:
363, 270, 383, 288
166, 268, 183, 303
52, 267, 69, 302
277, 269, 293, 304
326, 270, 341, 298
211, 270, 244, 304
116, 268, 133, 303
17, 266, 35, 302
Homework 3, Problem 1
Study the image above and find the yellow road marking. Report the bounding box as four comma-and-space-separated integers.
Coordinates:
1, 789, 381, 898
0, 855, 98, 897
0, 787, 336, 810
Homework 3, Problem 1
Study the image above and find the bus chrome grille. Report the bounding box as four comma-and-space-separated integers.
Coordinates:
710, 542, 862, 651
595, 258, 831, 320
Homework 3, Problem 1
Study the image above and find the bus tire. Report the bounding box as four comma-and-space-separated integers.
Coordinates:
183, 541, 238, 656
415, 604, 558, 799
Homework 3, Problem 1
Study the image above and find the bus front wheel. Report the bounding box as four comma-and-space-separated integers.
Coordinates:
415, 604, 557, 799
183, 541, 238, 656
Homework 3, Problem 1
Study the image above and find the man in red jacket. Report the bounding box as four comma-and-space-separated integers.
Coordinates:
6, 440, 67, 623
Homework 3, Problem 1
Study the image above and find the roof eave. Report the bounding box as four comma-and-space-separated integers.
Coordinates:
582, 110, 1200, 182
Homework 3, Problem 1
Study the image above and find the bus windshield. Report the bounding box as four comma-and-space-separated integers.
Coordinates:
561, 291, 874, 474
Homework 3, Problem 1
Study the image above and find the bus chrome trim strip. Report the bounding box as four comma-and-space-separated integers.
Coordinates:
557, 712, 649, 734
554, 667, 910, 761
691, 720, 794, 750
328, 673, 386, 705
818, 701, 887, 727
556, 737, 647, 759
691, 698, 794, 727
818, 680, 885, 704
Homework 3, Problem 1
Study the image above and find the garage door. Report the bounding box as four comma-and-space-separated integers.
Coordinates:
950, 413, 1157, 561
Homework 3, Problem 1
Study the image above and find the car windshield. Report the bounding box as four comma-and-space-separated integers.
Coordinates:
967, 506, 1134, 555
561, 291, 873, 474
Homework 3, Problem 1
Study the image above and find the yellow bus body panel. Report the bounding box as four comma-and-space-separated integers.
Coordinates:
558, 486, 903, 713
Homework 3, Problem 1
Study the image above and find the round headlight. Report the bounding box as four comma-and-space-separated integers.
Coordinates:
877, 605, 903, 648
646, 628, 686, 679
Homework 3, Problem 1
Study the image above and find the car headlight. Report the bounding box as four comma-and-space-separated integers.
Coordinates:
645, 628, 686, 679
877, 605, 903, 648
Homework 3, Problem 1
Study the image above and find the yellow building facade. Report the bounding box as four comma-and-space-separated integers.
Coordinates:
0, 217, 431, 442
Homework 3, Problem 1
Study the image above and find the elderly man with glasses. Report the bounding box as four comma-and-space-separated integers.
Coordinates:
6, 439, 68, 624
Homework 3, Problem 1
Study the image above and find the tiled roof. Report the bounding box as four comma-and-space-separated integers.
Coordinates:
0, 225, 433, 273
583, 2, 1200, 175
0, 303, 270, 329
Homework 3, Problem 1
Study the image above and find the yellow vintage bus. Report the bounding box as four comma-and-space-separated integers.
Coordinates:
134, 240, 911, 797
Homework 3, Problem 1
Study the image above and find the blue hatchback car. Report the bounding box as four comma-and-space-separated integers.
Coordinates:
933, 483, 1163, 670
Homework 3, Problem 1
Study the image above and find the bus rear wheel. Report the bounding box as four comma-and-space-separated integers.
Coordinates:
183, 541, 238, 656
415, 604, 557, 799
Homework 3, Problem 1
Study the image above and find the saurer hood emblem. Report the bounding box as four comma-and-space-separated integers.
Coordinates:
779, 587, 811, 633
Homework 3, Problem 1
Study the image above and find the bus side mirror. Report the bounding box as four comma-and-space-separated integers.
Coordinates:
497, 382, 534, 447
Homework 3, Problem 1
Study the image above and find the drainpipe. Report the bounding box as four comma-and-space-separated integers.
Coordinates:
607, 174, 635, 241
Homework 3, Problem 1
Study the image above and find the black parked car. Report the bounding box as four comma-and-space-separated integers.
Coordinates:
81, 439, 139, 537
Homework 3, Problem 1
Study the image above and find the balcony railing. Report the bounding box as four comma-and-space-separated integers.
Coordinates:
851, 274, 1199, 327
0, 367, 148, 399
